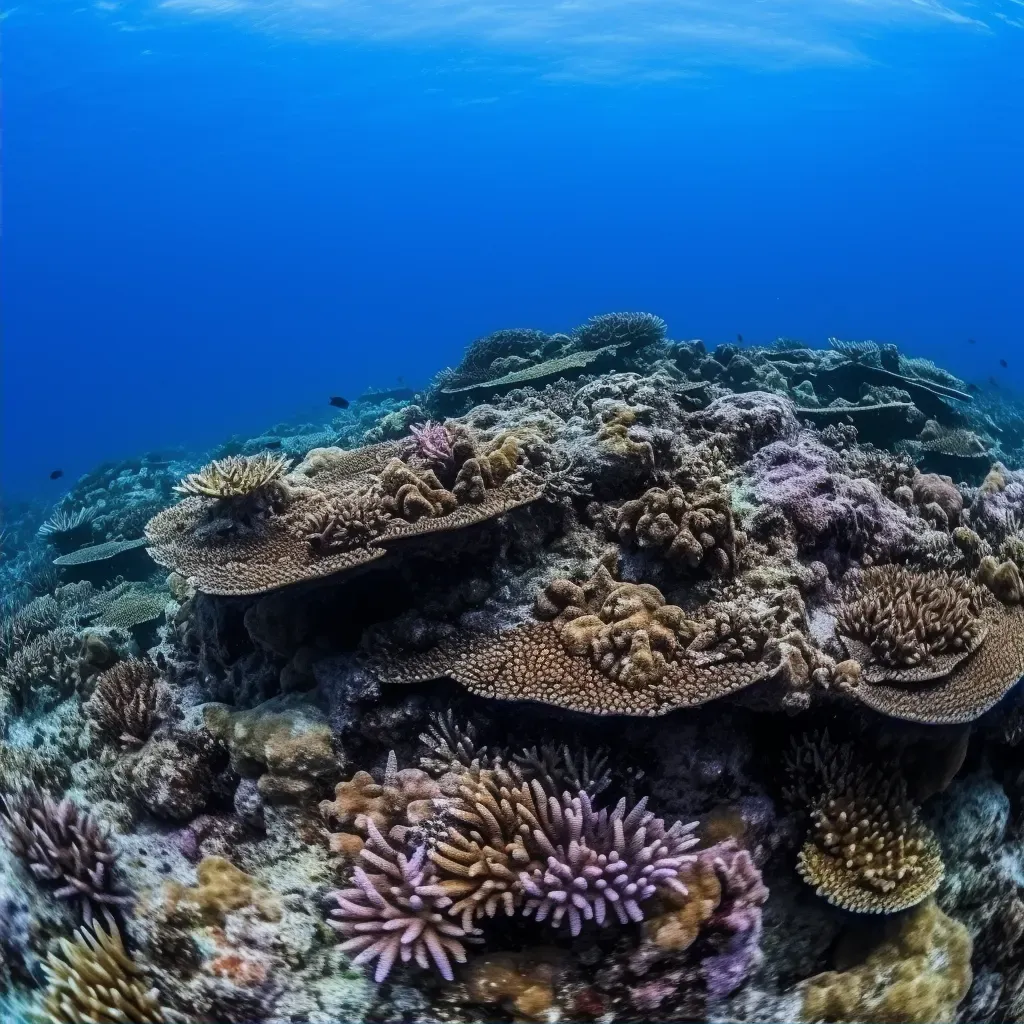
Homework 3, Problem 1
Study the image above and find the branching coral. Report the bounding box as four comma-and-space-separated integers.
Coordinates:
614, 481, 743, 575
37, 507, 97, 553
328, 821, 476, 983
0, 786, 130, 926
786, 738, 942, 914
84, 657, 167, 747
174, 452, 292, 499
835, 566, 988, 684
517, 788, 697, 936
407, 420, 455, 470
35, 920, 171, 1024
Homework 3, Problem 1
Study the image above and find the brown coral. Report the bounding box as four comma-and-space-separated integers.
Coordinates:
800, 900, 972, 1023
164, 856, 281, 925
174, 452, 292, 499
373, 563, 772, 715
835, 566, 988, 684
146, 434, 542, 596
977, 554, 1024, 603
36, 920, 171, 1024
84, 657, 166, 747
798, 774, 943, 914
614, 481, 743, 576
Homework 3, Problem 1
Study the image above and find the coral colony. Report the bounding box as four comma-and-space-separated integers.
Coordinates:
3, 312, 1024, 1022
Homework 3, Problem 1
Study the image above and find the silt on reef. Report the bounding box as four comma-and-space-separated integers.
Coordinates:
4, 313, 1024, 1023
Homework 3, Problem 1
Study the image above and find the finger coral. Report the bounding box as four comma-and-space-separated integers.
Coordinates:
84, 657, 167, 747
614, 481, 743, 576
0, 786, 131, 926
35, 920, 171, 1024
174, 452, 293, 499
328, 821, 476, 983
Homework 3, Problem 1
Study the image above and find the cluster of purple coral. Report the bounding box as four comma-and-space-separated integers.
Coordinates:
408, 420, 455, 471
328, 821, 476, 983
521, 792, 699, 937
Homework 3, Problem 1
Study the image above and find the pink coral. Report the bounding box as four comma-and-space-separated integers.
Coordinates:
327, 821, 475, 982
408, 421, 455, 471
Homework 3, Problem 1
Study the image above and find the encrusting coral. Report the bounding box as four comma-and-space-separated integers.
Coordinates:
34, 920, 172, 1024
0, 785, 131, 926
800, 900, 971, 1023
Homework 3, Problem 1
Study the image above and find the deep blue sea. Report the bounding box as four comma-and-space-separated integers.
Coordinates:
2, 0, 1022, 501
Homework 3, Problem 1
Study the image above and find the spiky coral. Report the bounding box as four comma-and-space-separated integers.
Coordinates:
35, 920, 169, 1024
174, 452, 292, 499
408, 421, 455, 470
84, 657, 166, 747
328, 821, 475, 982
0, 786, 130, 926
518, 788, 698, 936
37, 507, 97, 553
835, 565, 987, 683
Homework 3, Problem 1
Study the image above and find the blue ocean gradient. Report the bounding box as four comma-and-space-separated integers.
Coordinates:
2, 0, 1022, 500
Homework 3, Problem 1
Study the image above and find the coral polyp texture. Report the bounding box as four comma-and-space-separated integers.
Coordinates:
6, 315, 1024, 1023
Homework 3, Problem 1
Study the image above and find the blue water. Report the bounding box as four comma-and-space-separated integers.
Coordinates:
3, 0, 1022, 500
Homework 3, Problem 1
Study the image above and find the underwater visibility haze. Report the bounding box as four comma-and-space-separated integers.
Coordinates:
2, 1, 1024, 1022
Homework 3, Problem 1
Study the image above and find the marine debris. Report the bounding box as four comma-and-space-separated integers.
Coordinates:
2, 315, 1023, 1024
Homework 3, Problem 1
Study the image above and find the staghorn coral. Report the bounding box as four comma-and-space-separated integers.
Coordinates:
174, 452, 292, 499
35, 920, 172, 1024
407, 420, 455, 470
834, 566, 988, 684
84, 657, 167, 747
37, 507, 97, 554
572, 311, 667, 350
800, 900, 971, 1023
614, 480, 743, 575
0, 786, 130, 926
328, 821, 475, 982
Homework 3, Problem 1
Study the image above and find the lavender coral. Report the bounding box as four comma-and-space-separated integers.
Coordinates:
328, 820, 475, 982
519, 789, 698, 936
408, 421, 455, 471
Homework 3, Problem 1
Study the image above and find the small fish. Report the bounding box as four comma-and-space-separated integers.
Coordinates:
737, 334, 744, 344
968, 338, 976, 345
264, 439, 283, 450
49, 469, 64, 480
329, 396, 350, 409
1000, 358, 1008, 368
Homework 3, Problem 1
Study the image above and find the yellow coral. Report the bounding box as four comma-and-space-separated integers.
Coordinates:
165, 856, 281, 925
174, 452, 292, 499
801, 900, 972, 1023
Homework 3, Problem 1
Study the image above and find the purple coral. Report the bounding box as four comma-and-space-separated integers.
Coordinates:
408, 421, 454, 471
520, 789, 698, 936
750, 435, 914, 558
697, 842, 768, 1001
328, 821, 474, 982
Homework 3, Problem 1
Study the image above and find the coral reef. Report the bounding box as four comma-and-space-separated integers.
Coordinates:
5, 316, 1020, 1024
